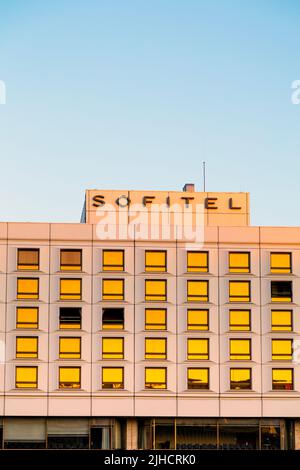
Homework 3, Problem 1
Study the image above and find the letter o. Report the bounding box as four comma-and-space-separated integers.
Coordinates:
116, 195, 130, 208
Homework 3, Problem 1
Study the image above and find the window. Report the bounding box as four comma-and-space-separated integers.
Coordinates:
102, 308, 124, 330
103, 250, 124, 271
17, 278, 39, 300
229, 252, 250, 273
230, 339, 251, 360
145, 309, 166, 330
187, 280, 209, 302
102, 367, 124, 389
102, 338, 124, 359
16, 307, 38, 329
59, 367, 81, 389
145, 280, 167, 301
270, 253, 291, 274
16, 337, 38, 358
187, 251, 208, 273
145, 338, 167, 359
229, 281, 250, 302
60, 279, 82, 300
145, 251, 166, 272
272, 339, 292, 361
187, 309, 209, 330
229, 310, 251, 331
145, 367, 166, 389
102, 279, 124, 300
272, 368, 293, 390
17, 249, 39, 270
59, 337, 81, 359
230, 368, 251, 390
187, 338, 209, 360
59, 307, 81, 329
60, 250, 82, 271
271, 281, 292, 302
187, 368, 209, 389
15, 366, 37, 388
271, 310, 292, 332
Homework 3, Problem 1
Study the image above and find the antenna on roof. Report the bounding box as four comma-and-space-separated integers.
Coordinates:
203, 161, 206, 192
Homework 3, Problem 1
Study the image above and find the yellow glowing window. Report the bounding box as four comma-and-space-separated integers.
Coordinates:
187, 252, 208, 272
16, 337, 38, 358
60, 250, 82, 271
145, 309, 166, 330
59, 337, 81, 359
102, 308, 124, 330
60, 279, 82, 300
271, 281, 292, 303
187, 309, 209, 330
59, 307, 81, 329
187, 280, 209, 302
15, 366, 37, 389
229, 252, 250, 273
17, 249, 39, 270
145, 280, 167, 301
271, 310, 292, 331
272, 368, 293, 390
230, 368, 251, 390
102, 338, 124, 359
102, 279, 124, 300
16, 307, 38, 329
17, 278, 39, 300
229, 281, 250, 302
103, 250, 124, 271
270, 253, 291, 274
145, 367, 166, 389
230, 339, 251, 360
102, 367, 124, 389
145, 251, 166, 272
59, 367, 81, 389
229, 310, 251, 331
272, 339, 292, 361
145, 338, 167, 359
187, 338, 209, 360
187, 368, 209, 389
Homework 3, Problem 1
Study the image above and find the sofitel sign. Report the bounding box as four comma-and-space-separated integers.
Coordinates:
91, 194, 243, 210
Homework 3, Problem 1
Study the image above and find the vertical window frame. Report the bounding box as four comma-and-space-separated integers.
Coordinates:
15, 336, 39, 359
228, 252, 251, 273
16, 306, 39, 329
60, 249, 82, 271
186, 251, 209, 273
145, 279, 167, 302
59, 366, 81, 389
270, 252, 292, 274
102, 250, 125, 272
187, 367, 209, 390
102, 279, 125, 301
15, 366, 38, 389
229, 338, 251, 361
17, 248, 40, 271
145, 251, 167, 272
102, 366, 124, 389
187, 280, 209, 302
144, 367, 167, 389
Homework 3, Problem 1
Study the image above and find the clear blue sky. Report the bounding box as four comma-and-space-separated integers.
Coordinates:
0, 0, 299, 225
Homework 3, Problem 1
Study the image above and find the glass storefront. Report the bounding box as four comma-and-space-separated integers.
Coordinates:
138, 418, 289, 450
1, 418, 122, 449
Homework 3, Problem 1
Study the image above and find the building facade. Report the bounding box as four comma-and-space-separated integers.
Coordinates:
0, 186, 299, 449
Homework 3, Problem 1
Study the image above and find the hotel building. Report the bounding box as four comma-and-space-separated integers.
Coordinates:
0, 184, 300, 450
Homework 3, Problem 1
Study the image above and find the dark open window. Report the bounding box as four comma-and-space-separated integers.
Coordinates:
271, 281, 292, 302
59, 308, 81, 329
102, 308, 124, 330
